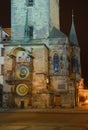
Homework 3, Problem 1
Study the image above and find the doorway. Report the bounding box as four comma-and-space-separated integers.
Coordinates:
20, 101, 24, 109
54, 95, 61, 107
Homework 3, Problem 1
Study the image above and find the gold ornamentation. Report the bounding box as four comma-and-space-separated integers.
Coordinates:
16, 84, 29, 96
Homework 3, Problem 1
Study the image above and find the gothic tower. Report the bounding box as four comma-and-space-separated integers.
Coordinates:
11, 0, 60, 41
69, 11, 81, 80
3, 0, 81, 108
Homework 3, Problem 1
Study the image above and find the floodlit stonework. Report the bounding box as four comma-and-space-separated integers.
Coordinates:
0, 0, 82, 109
77, 78, 88, 107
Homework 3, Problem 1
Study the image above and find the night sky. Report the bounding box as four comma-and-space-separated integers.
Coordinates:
0, 0, 88, 86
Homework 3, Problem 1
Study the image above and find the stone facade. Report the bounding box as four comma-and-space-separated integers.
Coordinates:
11, 0, 59, 40
11, 0, 49, 40
3, 38, 78, 108
1, 0, 81, 109
0, 44, 4, 107
0, 44, 4, 83
77, 78, 88, 107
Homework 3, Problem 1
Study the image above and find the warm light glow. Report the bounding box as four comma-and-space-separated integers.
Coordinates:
85, 100, 88, 104
46, 78, 49, 84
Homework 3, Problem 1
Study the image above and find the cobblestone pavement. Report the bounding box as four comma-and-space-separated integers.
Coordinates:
0, 123, 88, 130
1, 106, 88, 113
0, 107, 88, 130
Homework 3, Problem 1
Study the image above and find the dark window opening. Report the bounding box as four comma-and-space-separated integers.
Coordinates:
29, 26, 33, 39
1, 48, 4, 56
53, 53, 59, 72
20, 101, 24, 109
26, 0, 33, 6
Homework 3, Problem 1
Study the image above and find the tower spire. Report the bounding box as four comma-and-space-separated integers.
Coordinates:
69, 10, 78, 45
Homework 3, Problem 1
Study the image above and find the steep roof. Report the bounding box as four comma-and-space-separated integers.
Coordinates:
3, 28, 11, 36
49, 27, 67, 38
69, 12, 78, 45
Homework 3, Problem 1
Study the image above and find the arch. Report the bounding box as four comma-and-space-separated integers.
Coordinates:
8, 46, 33, 58
53, 53, 59, 72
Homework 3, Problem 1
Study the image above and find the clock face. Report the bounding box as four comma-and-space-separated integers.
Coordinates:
16, 65, 29, 79
16, 84, 29, 96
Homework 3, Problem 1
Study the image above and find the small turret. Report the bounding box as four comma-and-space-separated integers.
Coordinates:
69, 10, 78, 46
69, 10, 81, 78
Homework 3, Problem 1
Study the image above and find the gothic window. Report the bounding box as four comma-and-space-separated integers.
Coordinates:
53, 53, 59, 72
29, 26, 33, 39
26, 0, 33, 6
24, 26, 33, 39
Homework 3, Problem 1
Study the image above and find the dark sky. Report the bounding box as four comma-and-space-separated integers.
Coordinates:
0, 0, 88, 86
60, 0, 88, 86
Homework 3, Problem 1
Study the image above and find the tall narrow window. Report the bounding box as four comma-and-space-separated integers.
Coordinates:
29, 26, 33, 39
53, 53, 59, 72
1, 48, 4, 56
26, 0, 33, 6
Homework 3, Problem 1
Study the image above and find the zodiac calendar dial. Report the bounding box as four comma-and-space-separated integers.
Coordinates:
16, 84, 29, 96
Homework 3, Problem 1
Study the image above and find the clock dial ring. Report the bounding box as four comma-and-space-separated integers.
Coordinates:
16, 65, 29, 79
16, 84, 29, 96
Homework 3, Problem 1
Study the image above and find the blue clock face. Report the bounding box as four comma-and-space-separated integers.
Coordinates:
20, 67, 27, 78
16, 65, 29, 79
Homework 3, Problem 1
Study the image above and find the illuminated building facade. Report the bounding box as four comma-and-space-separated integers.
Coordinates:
0, 44, 4, 107
1, 0, 81, 109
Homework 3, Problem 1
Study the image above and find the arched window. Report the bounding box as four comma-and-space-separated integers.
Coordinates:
53, 53, 59, 72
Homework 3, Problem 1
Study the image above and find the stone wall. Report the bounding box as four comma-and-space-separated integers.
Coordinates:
32, 45, 49, 108
11, 0, 49, 40
0, 44, 4, 85
49, 0, 60, 31
3, 42, 76, 109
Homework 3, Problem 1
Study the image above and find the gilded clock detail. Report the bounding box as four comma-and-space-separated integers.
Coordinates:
16, 84, 29, 96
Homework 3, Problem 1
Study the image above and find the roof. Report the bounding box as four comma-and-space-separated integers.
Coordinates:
69, 13, 78, 45
49, 27, 67, 38
3, 28, 11, 36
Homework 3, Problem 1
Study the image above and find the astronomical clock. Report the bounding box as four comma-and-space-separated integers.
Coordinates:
15, 51, 33, 95
16, 84, 29, 97
8, 48, 33, 108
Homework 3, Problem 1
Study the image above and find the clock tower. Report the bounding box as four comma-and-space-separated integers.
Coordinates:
3, 1, 81, 109
11, 0, 60, 41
